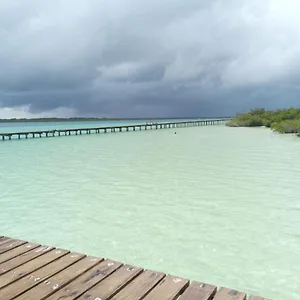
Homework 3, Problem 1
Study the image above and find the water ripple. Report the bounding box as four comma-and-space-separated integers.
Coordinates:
0, 125, 300, 299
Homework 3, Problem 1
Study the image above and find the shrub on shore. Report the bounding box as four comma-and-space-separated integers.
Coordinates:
271, 120, 300, 133
226, 108, 300, 134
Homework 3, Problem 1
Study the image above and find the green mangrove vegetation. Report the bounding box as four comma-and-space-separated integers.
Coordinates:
227, 108, 300, 136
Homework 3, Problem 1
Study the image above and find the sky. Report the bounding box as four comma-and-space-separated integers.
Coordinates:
0, 0, 300, 118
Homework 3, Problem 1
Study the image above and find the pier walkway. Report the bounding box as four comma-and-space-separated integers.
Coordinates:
0, 119, 230, 141
0, 235, 267, 300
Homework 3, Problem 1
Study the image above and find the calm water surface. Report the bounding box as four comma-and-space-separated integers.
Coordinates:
0, 123, 299, 300
0, 119, 192, 133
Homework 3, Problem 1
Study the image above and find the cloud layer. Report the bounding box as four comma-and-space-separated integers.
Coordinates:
0, 0, 300, 117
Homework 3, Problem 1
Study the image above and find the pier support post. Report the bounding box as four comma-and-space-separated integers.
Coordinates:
0, 119, 230, 142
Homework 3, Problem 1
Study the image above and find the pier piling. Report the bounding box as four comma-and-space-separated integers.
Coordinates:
0, 118, 231, 141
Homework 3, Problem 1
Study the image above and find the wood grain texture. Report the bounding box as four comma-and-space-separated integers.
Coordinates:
180, 281, 217, 300
0, 235, 268, 300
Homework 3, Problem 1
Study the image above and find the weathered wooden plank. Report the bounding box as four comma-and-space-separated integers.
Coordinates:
0, 245, 52, 275
143, 274, 189, 300
0, 235, 266, 300
79, 264, 143, 300
213, 287, 247, 300
0, 240, 27, 255
110, 269, 165, 300
179, 281, 217, 300
0, 244, 54, 275
0, 243, 40, 264
0, 251, 82, 299
0, 249, 68, 290
0, 238, 13, 247
46, 259, 122, 300
15, 255, 101, 300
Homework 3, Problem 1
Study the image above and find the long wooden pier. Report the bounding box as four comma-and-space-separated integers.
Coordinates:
0, 119, 230, 141
0, 236, 267, 300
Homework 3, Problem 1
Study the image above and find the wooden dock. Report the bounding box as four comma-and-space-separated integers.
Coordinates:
0, 119, 230, 141
0, 236, 267, 300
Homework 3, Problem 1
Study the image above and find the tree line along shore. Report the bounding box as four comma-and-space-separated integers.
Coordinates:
0, 117, 155, 123
226, 108, 300, 137
0, 117, 206, 123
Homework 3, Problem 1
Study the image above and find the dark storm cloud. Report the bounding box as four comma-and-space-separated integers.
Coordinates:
0, 0, 300, 117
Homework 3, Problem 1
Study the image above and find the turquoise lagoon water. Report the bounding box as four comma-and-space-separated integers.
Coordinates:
0, 122, 299, 299
0, 119, 194, 133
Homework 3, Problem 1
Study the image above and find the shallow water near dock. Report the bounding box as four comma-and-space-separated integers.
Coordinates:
0, 122, 299, 299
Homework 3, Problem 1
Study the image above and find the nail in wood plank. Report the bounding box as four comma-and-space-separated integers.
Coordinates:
143, 274, 189, 300
213, 287, 247, 300
0, 251, 81, 299
46, 259, 122, 300
179, 281, 217, 300
79, 264, 143, 300
0, 245, 53, 275
0, 243, 40, 264
15, 255, 101, 300
0, 249, 68, 290
0, 240, 27, 254
111, 269, 165, 300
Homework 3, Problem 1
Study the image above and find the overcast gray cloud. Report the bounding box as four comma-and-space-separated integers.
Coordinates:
0, 0, 300, 118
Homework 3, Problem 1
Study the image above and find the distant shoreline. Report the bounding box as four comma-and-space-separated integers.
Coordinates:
0, 117, 229, 123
